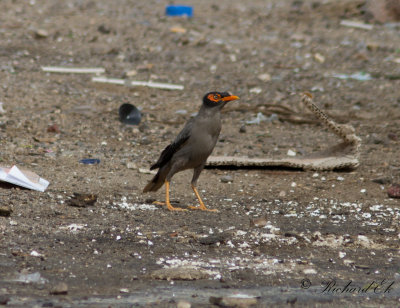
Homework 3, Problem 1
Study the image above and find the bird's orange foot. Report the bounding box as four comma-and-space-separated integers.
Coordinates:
153, 201, 165, 206
153, 201, 186, 211
188, 205, 218, 212
167, 204, 187, 211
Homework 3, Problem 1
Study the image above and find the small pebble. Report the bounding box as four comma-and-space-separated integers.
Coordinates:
287, 149, 296, 157
177, 300, 191, 308
126, 162, 137, 169
279, 190, 286, 198
0, 205, 12, 217
47, 124, 60, 133
220, 175, 233, 183
250, 217, 267, 228
257, 73, 271, 82
249, 87, 262, 94
303, 268, 317, 275
50, 282, 68, 295
34, 29, 49, 39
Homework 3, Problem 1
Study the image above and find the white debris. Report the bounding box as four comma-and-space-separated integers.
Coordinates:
357, 235, 371, 247
360, 189, 366, 193
30, 250, 43, 257
337, 176, 344, 181
291, 182, 297, 188
303, 268, 317, 275
175, 109, 188, 115
362, 213, 371, 219
60, 224, 86, 232
227, 240, 235, 248
92, 76, 184, 90
210, 65, 217, 73
370, 205, 383, 211
343, 259, 355, 266
138, 168, 157, 174
236, 230, 247, 236
14, 272, 48, 284
42, 66, 105, 74
118, 197, 157, 211
249, 87, 262, 94
339, 252, 346, 259
340, 20, 373, 30
257, 73, 271, 82
287, 149, 296, 157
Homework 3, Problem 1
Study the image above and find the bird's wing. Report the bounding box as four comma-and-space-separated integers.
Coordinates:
150, 119, 193, 170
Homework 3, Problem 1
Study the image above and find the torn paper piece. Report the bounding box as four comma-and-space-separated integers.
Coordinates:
0, 165, 49, 192
92, 76, 184, 90
340, 20, 373, 30
41, 66, 105, 74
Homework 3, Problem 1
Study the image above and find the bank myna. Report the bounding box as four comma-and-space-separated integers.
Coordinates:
143, 91, 239, 211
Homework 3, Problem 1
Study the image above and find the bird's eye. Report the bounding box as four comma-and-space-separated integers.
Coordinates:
213, 95, 219, 100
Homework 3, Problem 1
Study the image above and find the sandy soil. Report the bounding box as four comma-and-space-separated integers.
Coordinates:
0, 0, 400, 306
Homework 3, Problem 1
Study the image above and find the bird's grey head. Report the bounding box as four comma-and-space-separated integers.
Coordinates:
202, 91, 239, 108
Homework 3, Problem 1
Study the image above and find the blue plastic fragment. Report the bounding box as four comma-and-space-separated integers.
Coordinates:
79, 159, 100, 165
165, 5, 193, 18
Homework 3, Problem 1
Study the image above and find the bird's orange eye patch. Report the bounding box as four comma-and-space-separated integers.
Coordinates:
208, 94, 220, 102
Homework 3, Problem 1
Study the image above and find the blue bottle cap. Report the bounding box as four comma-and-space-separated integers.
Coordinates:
165, 5, 193, 18
79, 159, 100, 165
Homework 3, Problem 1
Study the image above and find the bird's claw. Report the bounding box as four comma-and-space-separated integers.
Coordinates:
167, 206, 187, 212
153, 201, 165, 206
153, 201, 186, 211
188, 205, 218, 212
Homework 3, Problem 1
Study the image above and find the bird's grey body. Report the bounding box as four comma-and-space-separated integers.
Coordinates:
143, 104, 221, 192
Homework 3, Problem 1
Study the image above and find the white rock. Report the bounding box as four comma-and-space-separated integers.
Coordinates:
303, 268, 317, 275
257, 73, 271, 82
249, 87, 262, 94
30, 250, 42, 257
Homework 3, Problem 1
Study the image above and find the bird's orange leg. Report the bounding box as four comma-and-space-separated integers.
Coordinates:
162, 181, 186, 211
188, 185, 218, 212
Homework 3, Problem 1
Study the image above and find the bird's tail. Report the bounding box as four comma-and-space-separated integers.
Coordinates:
143, 168, 166, 193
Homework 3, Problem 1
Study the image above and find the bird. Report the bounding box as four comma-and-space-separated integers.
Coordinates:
143, 91, 240, 211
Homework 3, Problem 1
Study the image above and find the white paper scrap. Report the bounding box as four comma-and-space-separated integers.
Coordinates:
0, 165, 49, 192
340, 20, 373, 30
41, 66, 105, 74
92, 76, 184, 90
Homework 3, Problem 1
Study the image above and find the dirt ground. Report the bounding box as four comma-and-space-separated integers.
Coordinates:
0, 0, 400, 307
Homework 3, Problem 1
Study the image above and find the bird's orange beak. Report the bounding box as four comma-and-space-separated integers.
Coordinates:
221, 95, 240, 102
